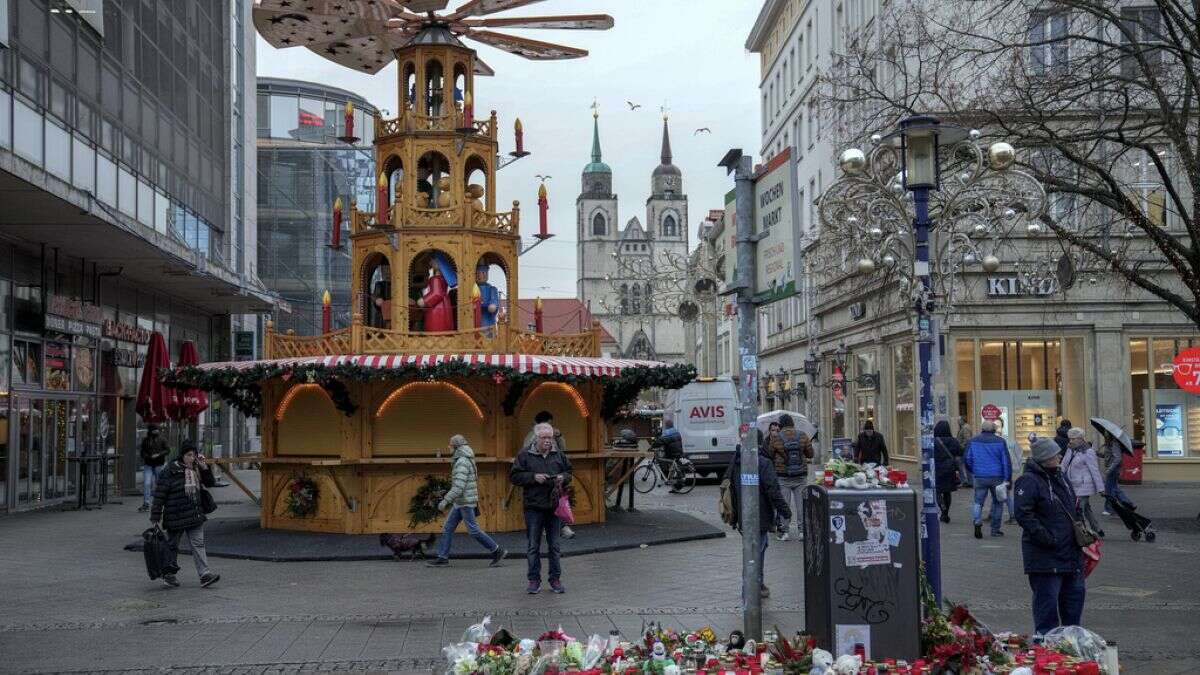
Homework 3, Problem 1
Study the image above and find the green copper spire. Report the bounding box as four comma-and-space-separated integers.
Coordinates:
584, 109, 611, 175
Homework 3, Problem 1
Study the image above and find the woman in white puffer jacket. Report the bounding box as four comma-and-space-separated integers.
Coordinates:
1062, 427, 1106, 537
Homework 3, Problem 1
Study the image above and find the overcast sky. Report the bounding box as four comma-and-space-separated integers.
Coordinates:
256, 1, 763, 299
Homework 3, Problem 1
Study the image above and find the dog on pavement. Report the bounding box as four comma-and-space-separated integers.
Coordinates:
379, 533, 436, 561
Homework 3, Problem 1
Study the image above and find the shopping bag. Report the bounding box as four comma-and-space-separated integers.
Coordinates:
554, 488, 575, 526
1082, 539, 1102, 578
142, 526, 179, 580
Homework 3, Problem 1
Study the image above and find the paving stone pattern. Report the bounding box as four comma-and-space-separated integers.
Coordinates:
1, 474, 1199, 673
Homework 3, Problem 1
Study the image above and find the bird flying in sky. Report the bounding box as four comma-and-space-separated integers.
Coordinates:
694, 128, 712, 135
627, 101, 642, 111
535, 175, 552, 182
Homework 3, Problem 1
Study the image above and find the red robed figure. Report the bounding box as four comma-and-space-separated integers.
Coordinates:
421, 269, 455, 332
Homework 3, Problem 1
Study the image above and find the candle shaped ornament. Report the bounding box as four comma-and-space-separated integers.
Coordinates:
537, 182, 549, 238
534, 297, 544, 334
459, 91, 475, 132
339, 100, 359, 143
511, 117, 529, 157
376, 172, 389, 225
331, 197, 343, 248
471, 283, 482, 328
321, 290, 332, 333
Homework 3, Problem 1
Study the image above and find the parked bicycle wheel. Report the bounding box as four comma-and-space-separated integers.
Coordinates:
668, 460, 697, 494
633, 463, 659, 494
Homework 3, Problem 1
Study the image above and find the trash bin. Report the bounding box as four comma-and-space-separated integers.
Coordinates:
1119, 441, 1145, 485
801, 485, 921, 662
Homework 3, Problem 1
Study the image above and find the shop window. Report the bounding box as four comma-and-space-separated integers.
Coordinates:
956, 340, 976, 426
892, 343, 915, 458
13, 340, 42, 387
1132, 336, 1200, 458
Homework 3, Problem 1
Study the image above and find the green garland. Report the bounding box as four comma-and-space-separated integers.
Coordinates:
409, 475, 451, 528
162, 361, 696, 420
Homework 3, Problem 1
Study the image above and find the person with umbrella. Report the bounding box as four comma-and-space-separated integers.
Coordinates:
1090, 417, 1134, 513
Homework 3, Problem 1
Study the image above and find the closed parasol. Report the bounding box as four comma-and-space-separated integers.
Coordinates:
135, 332, 177, 424
168, 341, 209, 421
1089, 417, 1134, 454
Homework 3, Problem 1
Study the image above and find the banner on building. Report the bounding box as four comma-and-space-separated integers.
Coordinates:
721, 188, 737, 288
753, 148, 800, 304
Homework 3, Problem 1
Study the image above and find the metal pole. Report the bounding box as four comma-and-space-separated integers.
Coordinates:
730, 153, 762, 639
913, 186, 942, 604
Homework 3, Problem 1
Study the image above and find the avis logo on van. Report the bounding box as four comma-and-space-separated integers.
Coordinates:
689, 405, 726, 419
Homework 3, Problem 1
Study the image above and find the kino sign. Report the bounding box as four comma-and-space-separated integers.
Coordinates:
986, 276, 1058, 297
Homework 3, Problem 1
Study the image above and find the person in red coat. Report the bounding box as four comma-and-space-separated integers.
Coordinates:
418, 263, 455, 332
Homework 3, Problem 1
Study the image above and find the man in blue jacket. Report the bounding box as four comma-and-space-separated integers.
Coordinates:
1014, 438, 1086, 636
965, 420, 1012, 539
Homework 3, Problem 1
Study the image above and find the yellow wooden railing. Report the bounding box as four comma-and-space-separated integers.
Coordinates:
350, 202, 519, 236
265, 318, 602, 359
374, 109, 499, 142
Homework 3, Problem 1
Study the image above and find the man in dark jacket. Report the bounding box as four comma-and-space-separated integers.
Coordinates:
138, 425, 170, 512
510, 423, 573, 595
1053, 420, 1072, 454
150, 442, 219, 588
724, 449, 791, 599
852, 420, 889, 466
1014, 438, 1086, 636
651, 417, 685, 492
767, 414, 812, 541
965, 420, 1012, 539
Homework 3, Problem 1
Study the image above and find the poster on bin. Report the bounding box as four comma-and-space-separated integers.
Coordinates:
1155, 403, 1184, 457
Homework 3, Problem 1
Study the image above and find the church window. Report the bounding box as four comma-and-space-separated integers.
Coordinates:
644, 283, 652, 314
619, 284, 629, 315
662, 215, 678, 238
592, 212, 606, 236
631, 284, 642, 314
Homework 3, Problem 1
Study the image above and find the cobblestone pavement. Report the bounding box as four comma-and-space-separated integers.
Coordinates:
1, 475, 1198, 673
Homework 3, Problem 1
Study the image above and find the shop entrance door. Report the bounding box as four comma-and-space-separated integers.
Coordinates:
11, 396, 81, 509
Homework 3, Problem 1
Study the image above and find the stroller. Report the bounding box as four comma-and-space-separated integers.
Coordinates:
1102, 493, 1156, 542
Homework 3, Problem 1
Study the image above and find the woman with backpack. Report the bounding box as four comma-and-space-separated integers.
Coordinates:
427, 434, 507, 568
768, 414, 813, 541
149, 442, 220, 588
933, 421, 963, 523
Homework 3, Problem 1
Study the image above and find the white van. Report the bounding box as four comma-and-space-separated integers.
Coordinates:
664, 378, 741, 477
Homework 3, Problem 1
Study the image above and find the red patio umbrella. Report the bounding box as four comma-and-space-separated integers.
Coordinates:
169, 341, 209, 421
135, 332, 177, 424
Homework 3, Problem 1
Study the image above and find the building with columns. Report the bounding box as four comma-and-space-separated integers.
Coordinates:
576, 112, 689, 363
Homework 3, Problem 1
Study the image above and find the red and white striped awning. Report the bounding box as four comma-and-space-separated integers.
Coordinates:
188, 354, 668, 379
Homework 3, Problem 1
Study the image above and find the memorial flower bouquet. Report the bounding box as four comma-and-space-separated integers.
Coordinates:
284, 476, 319, 518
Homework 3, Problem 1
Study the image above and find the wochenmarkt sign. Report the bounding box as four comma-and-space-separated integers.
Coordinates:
753, 148, 800, 304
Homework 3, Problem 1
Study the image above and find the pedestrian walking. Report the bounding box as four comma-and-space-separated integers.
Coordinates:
521, 411, 574, 539
1062, 428, 1106, 537
1005, 434, 1024, 524
1098, 431, 1132, 513
428, 435, 507, 568
852, 420, 889, 466
1054, 419, 1073, 454
149, 442, 220, 588
724, 445, 791, 599
965, 420, 1012, 538
956, 416, 974, 486
510, 422, 573, 594
933, 421, 962, 523
138, 425, 169, 512
767, 414, 813, 541
1014, 438, 1087, 636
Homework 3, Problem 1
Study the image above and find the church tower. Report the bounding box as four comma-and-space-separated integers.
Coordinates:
647, 115, 688, 247
576, 109, 618, 305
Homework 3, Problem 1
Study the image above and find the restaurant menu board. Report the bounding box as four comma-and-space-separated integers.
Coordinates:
45, 342, 70, 391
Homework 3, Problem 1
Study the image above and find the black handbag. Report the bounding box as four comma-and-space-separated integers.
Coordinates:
142, 526, 179, 580
199, 487, 218, 515
1048, 476, 1097, 548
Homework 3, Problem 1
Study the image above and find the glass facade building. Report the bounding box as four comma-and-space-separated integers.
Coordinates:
257, 78, 377, 335
0, 1, 270, 512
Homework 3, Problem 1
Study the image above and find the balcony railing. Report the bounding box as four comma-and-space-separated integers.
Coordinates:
350, 201, 519, 236
265, 319, 602, 358
374, 109, 499, 142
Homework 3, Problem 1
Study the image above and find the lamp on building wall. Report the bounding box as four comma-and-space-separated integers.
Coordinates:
805, 343, 877, 390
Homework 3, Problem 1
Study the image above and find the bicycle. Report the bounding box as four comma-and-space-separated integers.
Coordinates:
632, 454, 696, 494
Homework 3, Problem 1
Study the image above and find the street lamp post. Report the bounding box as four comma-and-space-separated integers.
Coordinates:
820, 115, 1046, 605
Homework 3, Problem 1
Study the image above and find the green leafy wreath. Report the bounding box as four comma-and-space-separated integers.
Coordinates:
408, 475, 452, 528
162, 361, 696, 421
284, 475, 319, 518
